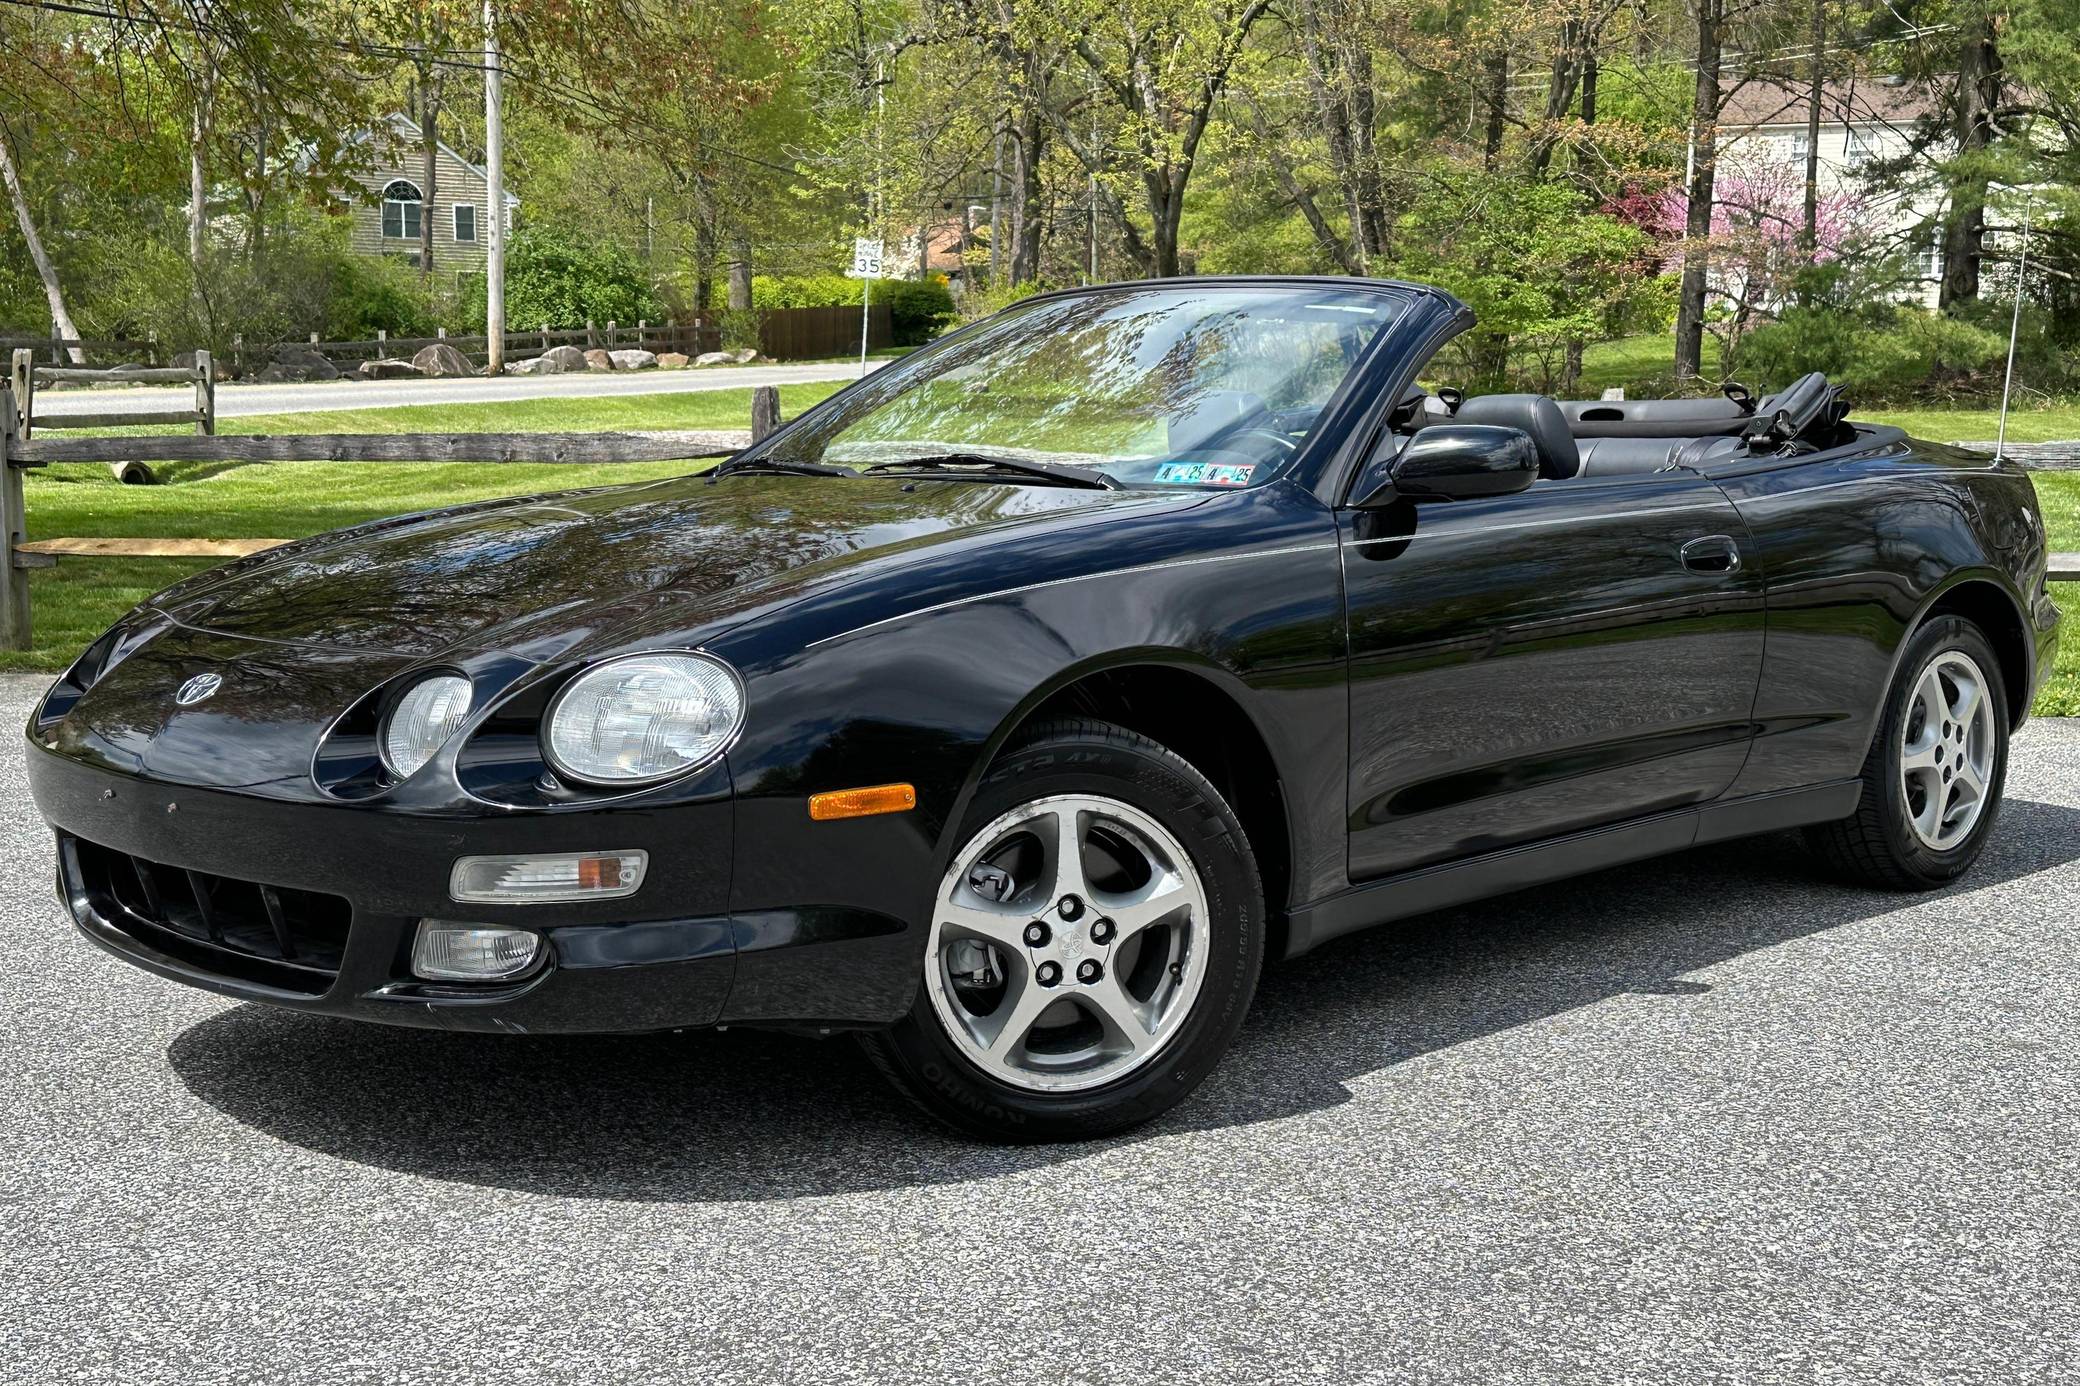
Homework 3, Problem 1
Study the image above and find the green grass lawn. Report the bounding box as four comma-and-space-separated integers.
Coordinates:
4, 384, 845, 671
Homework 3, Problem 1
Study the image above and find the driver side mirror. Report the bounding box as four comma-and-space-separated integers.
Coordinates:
1350, 425, 1539, 508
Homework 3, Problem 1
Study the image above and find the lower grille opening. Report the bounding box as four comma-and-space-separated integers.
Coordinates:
67, 835, 351, 996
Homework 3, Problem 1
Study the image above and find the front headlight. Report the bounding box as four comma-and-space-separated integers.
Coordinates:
542, 652, 744, 786
381, 674, 473, 777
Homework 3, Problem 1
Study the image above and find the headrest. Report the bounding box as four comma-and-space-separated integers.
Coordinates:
1452, 393, 1580, 480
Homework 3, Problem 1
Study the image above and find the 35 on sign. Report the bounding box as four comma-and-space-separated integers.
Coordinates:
849, 237, 884, 279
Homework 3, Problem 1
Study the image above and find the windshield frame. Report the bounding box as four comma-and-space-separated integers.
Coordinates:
729, 276, 1424, 494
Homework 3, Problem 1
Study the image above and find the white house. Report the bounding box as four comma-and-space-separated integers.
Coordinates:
1715, 75, 1943, 306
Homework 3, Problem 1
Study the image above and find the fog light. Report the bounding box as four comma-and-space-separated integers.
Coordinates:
449, 849, 648, 904
412, 920, 542, 982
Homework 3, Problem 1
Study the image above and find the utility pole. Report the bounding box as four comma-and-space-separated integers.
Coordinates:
483, 0, 506, 375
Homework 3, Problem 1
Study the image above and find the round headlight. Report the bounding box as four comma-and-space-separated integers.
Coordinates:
381, 674, 473, 778
543, 652, 743, 786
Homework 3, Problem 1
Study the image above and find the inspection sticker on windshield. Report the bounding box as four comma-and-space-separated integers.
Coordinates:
1153, 461, 1255, 487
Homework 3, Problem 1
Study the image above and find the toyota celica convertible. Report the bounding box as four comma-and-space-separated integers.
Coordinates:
27, 277, 2060, 1140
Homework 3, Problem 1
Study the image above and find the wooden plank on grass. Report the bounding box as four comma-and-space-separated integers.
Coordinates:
32, 410, 202, 432
18, 536, 290, 559
10, 428, 751, 466
2049, 552, 2080, 583
33, 366, 196, 385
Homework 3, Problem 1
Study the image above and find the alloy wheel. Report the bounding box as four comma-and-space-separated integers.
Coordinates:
1898, 648, 1998, 852
925, 793, 1211, 1094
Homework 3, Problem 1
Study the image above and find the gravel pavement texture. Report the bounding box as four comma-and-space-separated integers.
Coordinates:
30, 360, 879, 421
0, 671, 2072, 1385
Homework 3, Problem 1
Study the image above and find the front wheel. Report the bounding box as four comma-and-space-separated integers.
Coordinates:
1807, 614, 2010, 890
859, 720, 1264, 1142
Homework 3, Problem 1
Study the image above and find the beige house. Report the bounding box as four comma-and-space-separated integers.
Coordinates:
1716, 76, 1942, 306
341, 113, 517, 280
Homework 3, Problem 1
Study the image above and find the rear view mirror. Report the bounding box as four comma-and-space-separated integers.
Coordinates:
1351, 425, 1539, 508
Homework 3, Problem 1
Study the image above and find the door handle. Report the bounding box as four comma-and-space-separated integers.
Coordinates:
1680, 534, 1742, 574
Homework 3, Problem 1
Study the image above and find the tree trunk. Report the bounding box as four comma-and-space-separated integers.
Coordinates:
1482, 49, 1509, 170
1009, 106, 1045, 283
1800, 0, 1824, 264
1940, 16, 2001, 309
188, 56, 216, 278
0, 125, 84, 363
726, 232, 753, 311
988, 122, 1006, 286
1528, 19, 1582, 174
419, 71, 443, 285
1675, 0, 1723, 382
1580, 50, 1598, 124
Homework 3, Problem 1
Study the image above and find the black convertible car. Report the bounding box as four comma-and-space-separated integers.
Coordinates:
28, 277, 2060, 1140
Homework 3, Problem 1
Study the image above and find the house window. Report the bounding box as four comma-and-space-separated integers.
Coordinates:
381, 180, 423, 240
1844, 130, 1877, 169
1789, 128, 1811, 160
453, 204, 477, 243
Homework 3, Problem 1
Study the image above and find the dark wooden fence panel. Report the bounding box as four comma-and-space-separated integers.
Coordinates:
760, 305, 892, 361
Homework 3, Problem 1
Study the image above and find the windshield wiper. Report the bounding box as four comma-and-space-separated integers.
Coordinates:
858, 453, 1119, 490
712, 456, 853, 480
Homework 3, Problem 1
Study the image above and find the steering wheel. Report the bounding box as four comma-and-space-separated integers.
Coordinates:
1229, 427, 1300, 459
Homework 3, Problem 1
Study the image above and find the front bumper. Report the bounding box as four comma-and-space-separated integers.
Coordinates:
29, 744, 914, 1033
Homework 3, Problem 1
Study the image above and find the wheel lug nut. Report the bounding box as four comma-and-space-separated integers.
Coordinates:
1090, 917, 1116, 945
1023, 921, 1050, 947
1076, 959, 1102, 984
1057, 895, 1084, 921
1036, 961, 1062, 987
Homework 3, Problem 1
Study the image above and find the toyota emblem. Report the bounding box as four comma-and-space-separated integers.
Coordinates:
175, 673, 223, 706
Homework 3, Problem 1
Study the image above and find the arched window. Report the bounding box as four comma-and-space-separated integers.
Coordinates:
381, 179, 423, 240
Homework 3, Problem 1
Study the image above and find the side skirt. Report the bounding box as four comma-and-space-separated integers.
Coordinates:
1283, 779, 1863, 958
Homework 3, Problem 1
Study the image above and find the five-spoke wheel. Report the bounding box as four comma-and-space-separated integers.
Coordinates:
859, 720, 1264, 1141
1809, 614, 2010, 890
1897, 649, 1998, 852
926, 794, 1210, 1093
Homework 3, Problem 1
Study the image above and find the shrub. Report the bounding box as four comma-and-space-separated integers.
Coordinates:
324, 253, 437, 341
458, 224, 661, 331
1740, 265, 2012, 402
750, 272, 956, 345
716, 308, 760, 353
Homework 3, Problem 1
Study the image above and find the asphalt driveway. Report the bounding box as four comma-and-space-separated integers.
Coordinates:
1, 671, 2072, 1384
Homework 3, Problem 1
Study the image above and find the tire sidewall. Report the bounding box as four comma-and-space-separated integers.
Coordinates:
1870, 616, 2010, 881
880, 725, 1264, 1141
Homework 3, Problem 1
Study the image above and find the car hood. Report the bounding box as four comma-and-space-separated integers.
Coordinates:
151, 473, 1198, 659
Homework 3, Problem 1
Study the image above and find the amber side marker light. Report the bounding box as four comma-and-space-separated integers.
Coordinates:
809, 782, 918, 821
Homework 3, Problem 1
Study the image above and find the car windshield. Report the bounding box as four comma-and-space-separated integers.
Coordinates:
753, 284, 1406, 489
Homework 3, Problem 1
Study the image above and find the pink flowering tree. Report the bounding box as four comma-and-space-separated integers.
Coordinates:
1611, 151, 1867, 371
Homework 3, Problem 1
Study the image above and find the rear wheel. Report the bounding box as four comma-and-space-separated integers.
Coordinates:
1807, 615, 2009, 890
859, 720, 1264, 1141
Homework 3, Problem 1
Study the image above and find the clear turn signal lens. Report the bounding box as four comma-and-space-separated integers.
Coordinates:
449, 849, 648, 904
411, 921, 541, 982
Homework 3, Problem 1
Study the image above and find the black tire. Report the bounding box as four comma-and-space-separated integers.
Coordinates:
858, 718, 1265, 1142
1806, 615, 2010, 890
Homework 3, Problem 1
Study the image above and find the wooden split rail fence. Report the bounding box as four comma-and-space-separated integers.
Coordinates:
0, 378, 783, 652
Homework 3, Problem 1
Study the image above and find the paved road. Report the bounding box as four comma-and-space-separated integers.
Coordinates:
1, 670, 2073, 1384
30, 360, 879, 421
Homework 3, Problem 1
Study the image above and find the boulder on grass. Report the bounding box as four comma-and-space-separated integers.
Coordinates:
256, 346, 340, 383
412, 342, 475, 378
693, 350, 735, 367
510, 344, 587, 375
608, 348, 657, 370
729, 348, 762, 364
584, 348, 616, 372
656, 352, 690, 370
357, 357, 421, 381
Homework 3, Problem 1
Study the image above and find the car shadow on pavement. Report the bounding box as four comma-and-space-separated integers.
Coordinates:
169, 798, 2080, 1202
